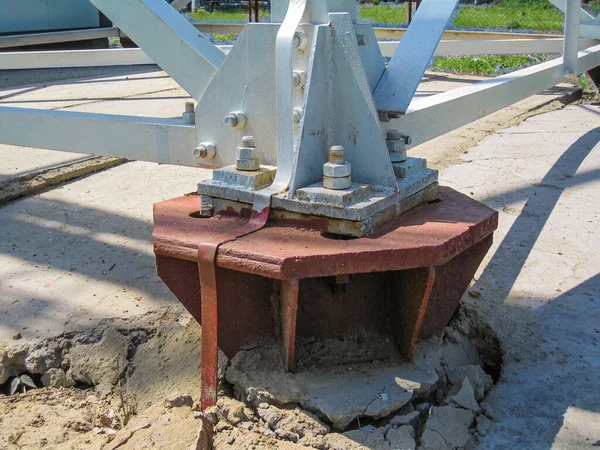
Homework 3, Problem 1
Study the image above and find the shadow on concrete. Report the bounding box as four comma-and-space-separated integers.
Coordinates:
0, 65, 162, 91
473, 127, 600, 448
0, 94, 190, 105
0, 192, 178, 332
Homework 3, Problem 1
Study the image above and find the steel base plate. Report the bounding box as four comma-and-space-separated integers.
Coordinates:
153, 187, 498, 407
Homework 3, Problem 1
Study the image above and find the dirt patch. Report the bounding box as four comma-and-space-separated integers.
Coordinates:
0, 301, 502, 449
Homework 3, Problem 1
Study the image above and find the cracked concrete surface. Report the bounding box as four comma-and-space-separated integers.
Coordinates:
435, 104, 600, 449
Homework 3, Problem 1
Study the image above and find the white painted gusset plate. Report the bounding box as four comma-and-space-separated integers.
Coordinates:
289, 25, 331, 193
88, 0, 225, 101
289, 14, 396, 193
373, 0, 460, 114
0, 107, 196, 166
328, 14, 380, 122
354, 23, 386, 92
194, 24, 313, 169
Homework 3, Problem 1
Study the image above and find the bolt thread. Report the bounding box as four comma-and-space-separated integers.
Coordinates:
185, 102, 194, 113
241, 136, 256, 148
329, 145, 345, 164
387, 129, 402, 141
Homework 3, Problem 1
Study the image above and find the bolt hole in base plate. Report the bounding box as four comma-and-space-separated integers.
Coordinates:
320, 232, 359, 241
189, 211, 210, 219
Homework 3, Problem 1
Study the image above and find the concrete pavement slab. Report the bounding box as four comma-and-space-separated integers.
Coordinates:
0, 161, 211, 344
439, 104, 600, 449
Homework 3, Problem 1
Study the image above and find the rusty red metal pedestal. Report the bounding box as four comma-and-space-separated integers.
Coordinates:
153, 187, 498, 409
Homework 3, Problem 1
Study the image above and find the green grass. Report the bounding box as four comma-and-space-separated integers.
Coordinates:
359, 5, 407, 24
190, 9, 251, 21
454, 5, 563, 30
212, 34, 237, 42
433, 55, 542, 74
190, 4, 569, 30
589, 2, 600, 12
191, 5, 408, 24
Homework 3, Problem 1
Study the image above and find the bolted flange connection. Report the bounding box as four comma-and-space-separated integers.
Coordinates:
224, 111, 247, 129
386, 129, 411, 163
194, 142, 216, 160
323, 145, 351, 190
182, 101, 195, 124
236, 136, 260, 171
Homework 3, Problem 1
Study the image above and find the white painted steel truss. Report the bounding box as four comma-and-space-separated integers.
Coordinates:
0, 0, 599, 218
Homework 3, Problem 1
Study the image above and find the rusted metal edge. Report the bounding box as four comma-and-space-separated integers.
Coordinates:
196, 204, 272, 410
154, 213, 498, 280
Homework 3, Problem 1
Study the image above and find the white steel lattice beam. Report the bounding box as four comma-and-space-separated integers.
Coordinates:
378, 37, 599, 57
390, 44, 600, 148
0, 107, 196, 166
88, 0, 225, 101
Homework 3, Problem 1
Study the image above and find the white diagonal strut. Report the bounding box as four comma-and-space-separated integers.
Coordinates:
88, 0, 225, 101
548, 0, 595, 25
373, 0, 460, 115
170, 0, 192, 12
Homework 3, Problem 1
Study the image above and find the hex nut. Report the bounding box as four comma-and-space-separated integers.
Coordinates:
293, 31, 309, 50
236, 158, 260, 171
389, 151, 408, 163
323, 162, 352, 178
323, 175, 352, 190
236, 146, 259, 159
386, 139, 406, 153
224, 111, 247, 129
194, 142, 216, 159
293, 71, 306, 88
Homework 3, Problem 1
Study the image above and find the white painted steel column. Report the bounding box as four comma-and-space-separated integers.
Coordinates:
564, 0, 582, 74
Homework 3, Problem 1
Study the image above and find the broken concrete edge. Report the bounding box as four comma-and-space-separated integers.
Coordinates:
0, 302, 501, 449
0, 156, 128, 205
